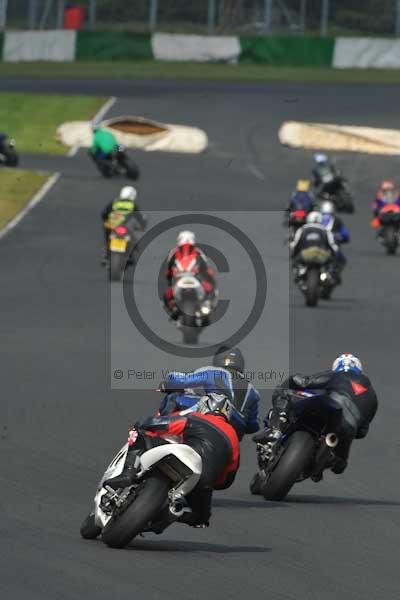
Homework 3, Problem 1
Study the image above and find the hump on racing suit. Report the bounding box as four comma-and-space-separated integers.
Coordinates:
159, 367, 260, 440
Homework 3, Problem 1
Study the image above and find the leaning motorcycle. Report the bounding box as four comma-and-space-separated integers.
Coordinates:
316, 172, 354, 214
80, 430, 202, 549
371, 203, 400, 255
104, 211, 139, 282
0, 133, 18, 167
250, 390, 340, 501
173, 273, 213, 345
91, 145, 139, 180
294, 246, 336, 307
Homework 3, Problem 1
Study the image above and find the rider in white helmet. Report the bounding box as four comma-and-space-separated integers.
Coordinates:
164, 230, 217, 320
290, 209, 338, 261
101, 185, 146, 262
312, 153, 338, 191
252, 353, 377, 481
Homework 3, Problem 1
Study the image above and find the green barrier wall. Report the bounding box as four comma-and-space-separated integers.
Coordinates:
239, 36, 335, 66
76, 32, 152, 61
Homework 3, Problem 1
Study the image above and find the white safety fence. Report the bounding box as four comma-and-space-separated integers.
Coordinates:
3, 30, 76, 62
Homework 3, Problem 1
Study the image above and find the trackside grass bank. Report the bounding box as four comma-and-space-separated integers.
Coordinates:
0, 169, 48, 229
1, 61, 400, 85
0, 93, 106, 155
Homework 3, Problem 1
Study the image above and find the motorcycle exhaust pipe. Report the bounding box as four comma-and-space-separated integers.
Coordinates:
325, 433, 338, 448
169, 499, 186, 518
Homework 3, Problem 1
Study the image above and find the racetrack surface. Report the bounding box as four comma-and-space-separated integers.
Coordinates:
1, 80, 399, 600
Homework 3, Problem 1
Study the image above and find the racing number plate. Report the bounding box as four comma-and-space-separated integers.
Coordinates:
110, 238, 128, 253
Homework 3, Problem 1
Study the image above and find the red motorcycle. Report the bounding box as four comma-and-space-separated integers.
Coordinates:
371, 203, 400, 255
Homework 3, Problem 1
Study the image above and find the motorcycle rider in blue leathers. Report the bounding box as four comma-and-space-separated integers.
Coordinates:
320, 200, 349, 274
253, 353, 377, 479
158, 346, 260, 441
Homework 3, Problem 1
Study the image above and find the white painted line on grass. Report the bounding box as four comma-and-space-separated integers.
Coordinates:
0, 172, 60, 241
67, 96, 117, 158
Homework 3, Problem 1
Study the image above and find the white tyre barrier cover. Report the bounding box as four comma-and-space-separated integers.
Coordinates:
279, 121, 400, 155
57, 116, 208, 154
152, 32, 240, 63
333, 37, 400, 69
3, 31, 76, 62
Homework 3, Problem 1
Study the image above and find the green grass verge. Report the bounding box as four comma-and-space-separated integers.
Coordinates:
0, 93, 106, 155
1, 61, 400, 84
0, 169, 49, 230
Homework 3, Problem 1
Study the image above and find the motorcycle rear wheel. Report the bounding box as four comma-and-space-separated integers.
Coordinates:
260, 431, 315, 501
109, 252, 125, 282
384, 224, 398, 255
305, 268, 319, 307
102, 474, 170, 548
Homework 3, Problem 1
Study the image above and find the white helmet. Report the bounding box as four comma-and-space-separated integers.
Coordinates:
320, 200, 335, 215
314, 153, 328, 164
332, 353, 363, 374
177, 230, 195, 247
307, 211, 323, 224
119, 186, 137, 202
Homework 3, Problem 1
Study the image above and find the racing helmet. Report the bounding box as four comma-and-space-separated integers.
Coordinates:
213, 346, 245, 373
177, 230, 196, 247
197, 393, 233, 421
332, 353, 363, 374
381, 179, 394, 192
320, 200, 335, 215
314, 153, 328, 164
306, 211, 323, 224
296, 179, 311, 192
119, 186, 137, 202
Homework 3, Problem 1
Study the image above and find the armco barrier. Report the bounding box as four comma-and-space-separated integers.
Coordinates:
76, 32, 152, 60
3, 31, 400, 69
239, 35, 335, 66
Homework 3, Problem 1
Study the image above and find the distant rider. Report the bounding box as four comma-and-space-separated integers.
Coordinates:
287, 179, 315, 216
101, 186, 146, 261
91, 126, 119, 161
253, 354, 378, 479
158, 346, 260, 440
320, 200, 349, 273
312, 153, 338, 192
372, 179, 400, 216
290, 210, 338, 263
163, 230, 217, 321
105, 394, 240, 528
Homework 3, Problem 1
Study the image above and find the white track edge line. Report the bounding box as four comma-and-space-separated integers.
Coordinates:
67, 96, 117, 158
0, 172, 60, 241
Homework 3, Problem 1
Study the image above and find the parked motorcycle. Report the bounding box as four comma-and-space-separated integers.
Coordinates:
316, 172, 354, 213
173, 273, 212, 344
250, 390, 339, 501
0, 134, 18, 167
294, 246, 336, 306
80, 431, 202, 549
371, 203, 400, 255
91, 145, 139, 180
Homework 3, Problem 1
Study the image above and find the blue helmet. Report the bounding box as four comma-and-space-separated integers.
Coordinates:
332, 353, 363, 374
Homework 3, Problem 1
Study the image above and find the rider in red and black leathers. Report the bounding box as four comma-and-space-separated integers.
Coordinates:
105, 395, 239, 527
163, 230, 217, 320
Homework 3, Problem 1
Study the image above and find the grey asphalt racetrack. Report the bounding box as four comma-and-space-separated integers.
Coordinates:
1, 79, 399, 600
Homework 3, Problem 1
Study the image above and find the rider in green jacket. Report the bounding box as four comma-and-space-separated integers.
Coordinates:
91, 127, 119, 158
